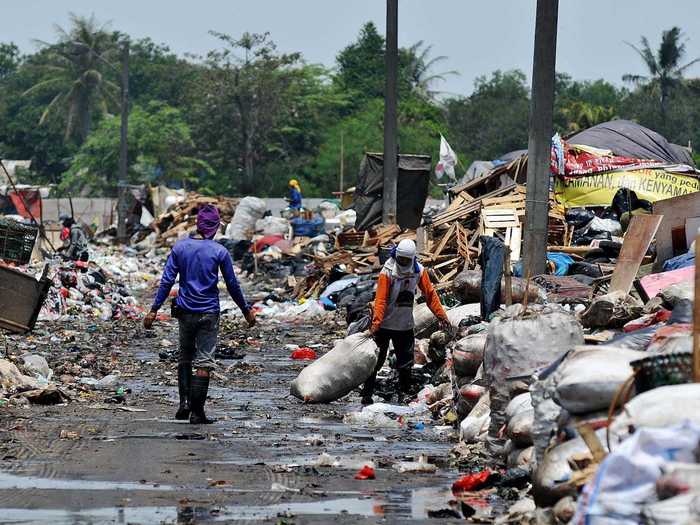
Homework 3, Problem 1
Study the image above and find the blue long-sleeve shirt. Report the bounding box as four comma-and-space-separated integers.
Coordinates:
151, 236, 249, 314
289, 188, 302, 209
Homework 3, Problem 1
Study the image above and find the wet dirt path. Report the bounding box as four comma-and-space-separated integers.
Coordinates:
0, 315, 473, 524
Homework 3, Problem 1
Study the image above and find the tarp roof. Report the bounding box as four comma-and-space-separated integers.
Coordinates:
568, 120, 694, 167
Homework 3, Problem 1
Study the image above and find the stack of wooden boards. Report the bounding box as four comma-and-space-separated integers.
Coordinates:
152, 194, 239, 246
423, 184, 569, 287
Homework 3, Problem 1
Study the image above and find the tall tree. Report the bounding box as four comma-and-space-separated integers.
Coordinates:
192, 31, 301, 194
23, 14, 120, 144
623, 27, 700, 121
402, 40, 458, 100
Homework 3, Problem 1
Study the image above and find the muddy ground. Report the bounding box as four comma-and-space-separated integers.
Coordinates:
0, 306, 514, 524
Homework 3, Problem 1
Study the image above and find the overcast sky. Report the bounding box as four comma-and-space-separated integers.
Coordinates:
6, 0, 700, 96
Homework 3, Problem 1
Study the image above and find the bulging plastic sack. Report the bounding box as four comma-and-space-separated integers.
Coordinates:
460, 391, 490, 443
452, 269, 544, 305
484, 304, 583, 445
507, 408, 534, 447
506, 392, 532, 420
579, 291, 643, 329
553, 346, 647, 414
413, 303, 481, 339
452, 333, 487, 378
291, 333, 379, 403
255, 216, 289, 237
22, 354, 52, 382
610, 384, 700, 441
226, 196, 267, 241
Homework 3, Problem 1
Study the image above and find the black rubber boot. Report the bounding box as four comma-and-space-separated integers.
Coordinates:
360, 373, 376, 406
175, 363, 191, 420
398, 369, 412, 404
189, 374, 215, 424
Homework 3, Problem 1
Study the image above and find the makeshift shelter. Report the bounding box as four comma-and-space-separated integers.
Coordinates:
353, 153, 431, 231
568, 120, 694, 167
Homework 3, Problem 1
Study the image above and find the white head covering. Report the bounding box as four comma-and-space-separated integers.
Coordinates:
392, 239, 417, 276
396, 239, 416, 259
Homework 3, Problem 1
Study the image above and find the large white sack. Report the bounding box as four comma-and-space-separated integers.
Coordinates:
506, 392, 532, 420
574, 422, 700, 525
290, 333, 379, 403
413, 303, 480, 338
226, 196, 266, 240
507, 408, 534, 447
534, 428, 609, 505
255, 216, 290, 237
610, 383, 700, 440
452, 333, 487, 378
485, 304, 584, 444
460, 391, 490, 443
553, 346, 647, 414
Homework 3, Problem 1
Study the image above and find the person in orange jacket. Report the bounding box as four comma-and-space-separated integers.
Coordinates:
362, 239, 449, 405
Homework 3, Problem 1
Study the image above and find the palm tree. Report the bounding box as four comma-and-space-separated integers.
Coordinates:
23, 14, 120, 144
623, 27, 700, 120
404, 40, 458, 99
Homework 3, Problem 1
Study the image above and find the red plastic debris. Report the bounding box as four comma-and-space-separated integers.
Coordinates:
354, 465, 376, 480
452, 470, 491, 493
291, 347, 317, 360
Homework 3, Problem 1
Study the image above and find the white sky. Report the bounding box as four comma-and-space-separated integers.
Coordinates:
6, 0, 700, 96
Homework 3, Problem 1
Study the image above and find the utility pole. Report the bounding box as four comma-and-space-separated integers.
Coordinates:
523, 0, 558, 276
117, 41, 130, 243
339, 131, 344, 193
382, 0, 398, 225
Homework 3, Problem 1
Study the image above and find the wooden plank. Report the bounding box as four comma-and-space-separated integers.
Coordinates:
509, 226, 522, 261
609, 214, 664, 295
639, 265, 694, 299
483, 208, 519, 228
431, 223, 456, 258
653, 191, 700, 270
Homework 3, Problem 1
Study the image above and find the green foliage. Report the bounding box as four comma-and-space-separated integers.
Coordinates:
3, 18, 700, 198
445, 70, 530, 162
0, 43, 22, 79
23, 14, 121, 144
62, 102, 210, 195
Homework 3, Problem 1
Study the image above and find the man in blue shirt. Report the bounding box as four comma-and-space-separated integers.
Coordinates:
144, 204, 256, 424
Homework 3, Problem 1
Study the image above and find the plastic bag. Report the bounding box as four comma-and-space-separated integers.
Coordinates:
479, 236, 505, 319
226, 196, 266, 240
553, 346, 647, 414
452, 333, 487, 378
291, 333, 379, 403
507, 408, 534, 447
574, 422, 700, 524
484, 305, 583, 446
460, 391, 490, 443
452, 269, 544, 305
255, 216, 290, 237
579, 291, 643, 329
506, 392, 532, 420
610, 384, 700, 443
565, 208, 595, 228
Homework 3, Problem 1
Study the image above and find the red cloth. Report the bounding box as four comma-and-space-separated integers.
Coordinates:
8, 190, 41, 220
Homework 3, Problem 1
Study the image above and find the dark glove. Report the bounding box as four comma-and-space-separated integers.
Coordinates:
143, 311, 157, 329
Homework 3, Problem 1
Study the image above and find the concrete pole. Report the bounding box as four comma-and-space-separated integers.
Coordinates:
117, 42, 130, 243
523, 0, 558, 275
382, 0, 398, 225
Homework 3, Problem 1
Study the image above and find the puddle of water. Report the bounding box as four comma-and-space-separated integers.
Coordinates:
0, 486, 461, 523
0, 471, 172, 492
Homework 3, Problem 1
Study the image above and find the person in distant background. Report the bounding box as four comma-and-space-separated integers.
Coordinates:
59, 214, 89, 263
287, 179, 303, 210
